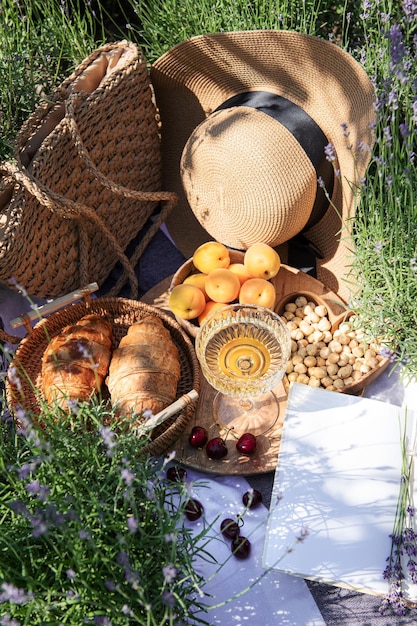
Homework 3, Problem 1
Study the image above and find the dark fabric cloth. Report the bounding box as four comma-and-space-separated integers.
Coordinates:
98, 221, 186, 299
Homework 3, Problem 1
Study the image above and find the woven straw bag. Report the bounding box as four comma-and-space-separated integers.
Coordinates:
0, 41, 177, 299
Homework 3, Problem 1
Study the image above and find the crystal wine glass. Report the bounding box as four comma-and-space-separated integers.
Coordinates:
195, 303, 291, 437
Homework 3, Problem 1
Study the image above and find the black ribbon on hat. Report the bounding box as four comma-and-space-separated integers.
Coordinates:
216, 91, 334, 274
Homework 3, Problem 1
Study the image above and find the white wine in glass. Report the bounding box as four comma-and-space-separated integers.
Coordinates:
196, 303, 291, 436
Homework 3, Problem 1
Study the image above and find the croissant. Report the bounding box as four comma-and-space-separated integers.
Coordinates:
41, 314, 113, 409
107, 315, 180, 418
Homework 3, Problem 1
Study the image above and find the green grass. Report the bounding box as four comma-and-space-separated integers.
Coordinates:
0, 0, 103, 159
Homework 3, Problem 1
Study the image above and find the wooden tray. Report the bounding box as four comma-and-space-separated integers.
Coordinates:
142, 265, 390, 475
164, 376, 288, 475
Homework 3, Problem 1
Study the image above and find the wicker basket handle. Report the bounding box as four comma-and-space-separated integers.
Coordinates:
0, 327, 21, 345
0, 283, 99, 346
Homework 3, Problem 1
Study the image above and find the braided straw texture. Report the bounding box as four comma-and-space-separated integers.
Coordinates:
6, 298, 200, 457
0, 41, 177, 299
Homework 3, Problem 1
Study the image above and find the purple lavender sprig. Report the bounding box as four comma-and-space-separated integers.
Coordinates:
381, 415, 417, 615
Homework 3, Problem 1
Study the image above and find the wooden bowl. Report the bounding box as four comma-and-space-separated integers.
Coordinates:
276, 290, 390, 395
169, 250, 245, 338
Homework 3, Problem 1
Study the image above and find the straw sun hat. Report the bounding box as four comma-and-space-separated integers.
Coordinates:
151, 30, 375, 301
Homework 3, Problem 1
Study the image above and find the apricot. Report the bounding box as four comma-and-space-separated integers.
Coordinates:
183, 272, 208, 300
228, 262, 252, 285
169, 283, 206, 320
238, 277, 276, 309
192, 241, 230, 274
244, 242, 281, 279
205, 268, 241, 303
198, 300, 227, 325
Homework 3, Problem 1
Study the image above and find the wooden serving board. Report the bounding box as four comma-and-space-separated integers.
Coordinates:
141, 265, 389, 475
165, 377, 289, 476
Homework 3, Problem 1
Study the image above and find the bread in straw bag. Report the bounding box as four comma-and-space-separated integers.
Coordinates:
0, 41, 177, 299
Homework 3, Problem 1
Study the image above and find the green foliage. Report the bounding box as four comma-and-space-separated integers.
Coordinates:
348, 2, 417, 377
0, 0, 103, 160
124, 0, 361, 61
0, 400, 210, 624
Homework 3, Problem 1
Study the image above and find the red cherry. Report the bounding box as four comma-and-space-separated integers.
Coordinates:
188, 426, 208, 448
184, 498, 204, 521
231, 535, 251, 559
220, 518, 240, 540
236, 432, 257, 455
242, 489, 263, 509
166, 465, 187, 482
206, 437, 228, 460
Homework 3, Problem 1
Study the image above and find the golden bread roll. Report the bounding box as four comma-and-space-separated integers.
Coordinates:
41, 314, 113, 409
107, 315, 180, 418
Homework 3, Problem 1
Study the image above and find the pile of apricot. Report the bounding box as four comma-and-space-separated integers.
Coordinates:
169, 241, 281, 324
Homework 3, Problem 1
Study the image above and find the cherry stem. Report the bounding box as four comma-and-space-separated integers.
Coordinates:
215, 423, 239, 441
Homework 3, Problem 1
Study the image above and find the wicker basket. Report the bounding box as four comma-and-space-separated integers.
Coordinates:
6, 298, 200, 457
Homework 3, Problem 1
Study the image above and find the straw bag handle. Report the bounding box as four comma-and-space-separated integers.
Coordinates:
1, 160, 177, 298
63, 93, 179, 295
1, 159, 139, 297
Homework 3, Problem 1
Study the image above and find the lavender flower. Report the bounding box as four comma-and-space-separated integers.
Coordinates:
7, 366, 21, 393
7, 278, 27, 298
162, 590, 175, 608
15, 409, 42, 447
93, 616, 112, 626
17, 456, 42, 480
402, 0, 417, 22
78, 529, 92, 541
0, 583, 34, 605
381, 419, 417, 614
26, 480, 50, 501
99, 425, 117, 457
116, 551, 129, 567
29, 512, 48, 538
121, 468, 135, 487
380, 579, 408, 615
359, 0, 373, 21
379, 346, 398, 363
121, 605, 133, 617
8, 500, 29, 519
388, 24, 410, 83
163, 564, 177, 584
127, 516, 138, 533
77, 341, 92, 360
66, 569, 76, 581
324, 142, 336, 163
295, 526, 309, 543
104, 580, 117, 592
